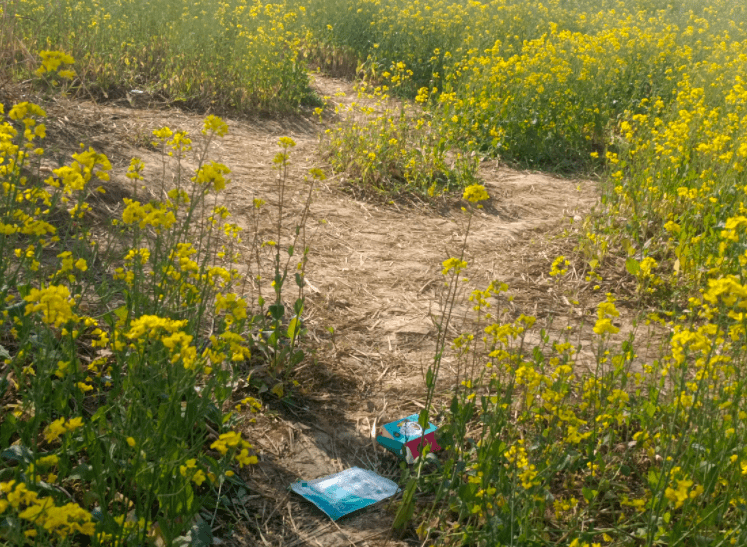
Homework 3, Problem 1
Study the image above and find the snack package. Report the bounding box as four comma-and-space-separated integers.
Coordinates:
290, 467, 400, 520
376, 413, 442, 463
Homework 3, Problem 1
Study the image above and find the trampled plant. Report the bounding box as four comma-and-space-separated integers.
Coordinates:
0, 55, 315, 544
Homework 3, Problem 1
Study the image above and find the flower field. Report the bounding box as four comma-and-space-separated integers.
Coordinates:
305, 0, 747, 544
3, 0, 311, 111
1, 0, 747, 545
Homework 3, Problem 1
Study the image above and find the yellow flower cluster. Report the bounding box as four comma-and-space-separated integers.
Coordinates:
462, 184, 489, 203
35, 50, 75, 79
504, 441, 539, 490
549, 255, 570, 278
215, 293, 248, 325
16, 0, 311, 111
43, 417, 84, 443
324, 74, 479, 197
193, 161, 231, 193
125, 315, 188, 340
179, 459, 207, 486
442, 257, 467, 275
49, 147, 112, 196
0, 481, 95, 537
210, 431, 258, 468
203, 115, 229, 137
664, 474, 704, 510
593, 294, 620, 336
24, 285, 77, 328
121, 198, 177, 230
0, 91, 272, 544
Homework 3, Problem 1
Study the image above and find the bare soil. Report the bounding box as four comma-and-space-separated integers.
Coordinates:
32, 74, 633, 546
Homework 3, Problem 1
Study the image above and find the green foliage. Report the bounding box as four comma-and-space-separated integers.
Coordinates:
303, 0, 747, 169
248, 138, 320, 382
590, 52, 747, 298
0, 85, 312, 542
6, 0, 311, 112
405, 263, 747, 546
323, 69, 478, 198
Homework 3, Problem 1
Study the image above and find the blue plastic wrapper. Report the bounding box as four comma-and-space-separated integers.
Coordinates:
290, 467, 400, 520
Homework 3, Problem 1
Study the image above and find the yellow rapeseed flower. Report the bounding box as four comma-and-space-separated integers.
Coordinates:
24, 285, 76, 327
43, 419, 67, 443
35, 50, 75, 77
462, 184, 489, 203
203, 115, 229, 137
442, 257, 467, 275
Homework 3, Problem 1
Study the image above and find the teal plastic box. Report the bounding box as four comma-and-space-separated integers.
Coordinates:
376, 414, 442, 464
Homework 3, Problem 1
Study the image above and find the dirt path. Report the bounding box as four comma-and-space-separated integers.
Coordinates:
216, 75, 598, 546
42, 75, 600, 546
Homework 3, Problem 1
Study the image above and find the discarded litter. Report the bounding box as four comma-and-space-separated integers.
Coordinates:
290, 467, 400, 520
376, 413, 442, 464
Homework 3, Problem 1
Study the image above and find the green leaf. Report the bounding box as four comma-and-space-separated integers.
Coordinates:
113, 305, 128, 322
450, 395, 459, 415
625, 257, 640, 275
68, 463, 94, 481
190, 519, 213, 547
418, 409, 430, 430
287, 317, 299, 339
582, 487, 594, 503
91, 405, 108, 424
458, 482, 477, 503
82, 490, 100, 509
393, 478, 416, 530
0, 344, 9, 361
0, 414, 16, 447
426, 452, 441, 466
1, 444, 32, 463
643, 401, 656, 418
647, 469, 660, 488
287, 245, 294, 257
290, 350, 304, 366
3, 300, 26, 320
269, 303, 284, 320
